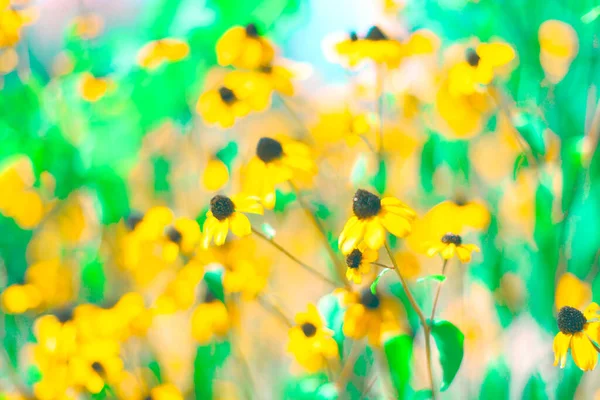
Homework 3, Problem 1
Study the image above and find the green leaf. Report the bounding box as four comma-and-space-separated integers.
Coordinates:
215, 141, 239, 170
273, 189, 297, 213
148, 359, 163, 384
351, 155, 368, 186
582, 6, 600, 23
412, 389, 432, 400
371, 269, 392, 294
479, 359, 510, 400
152, 155, 171, 197
261, 223, 277, 239
521, 372, 548, 400
194, 341, 231, 400
512, 153, 529, 180
87, 167, 130, 225
513, 113, 546, 159
370, 158, 387, 194
203, 270, 225, 303
430, 320, 464, 391
316, 383, 339, 400
416, 274, 446, 284
312, 201, 332, 220
80, 257, 105, 303
317, 294, 345, 356
384, 335, 413, 399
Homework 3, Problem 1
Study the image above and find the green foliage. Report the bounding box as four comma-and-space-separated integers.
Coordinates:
317, 294, 345, 356
479, 359, 510, 400
384, 335, 413, 399
203, 269, 225, 302
194, 341, 232, 400
416, 274, 446, 284
80, 257, 106, 303
370, 158, 387, 194
430, 320, 464, 392
522, 372, 548, 400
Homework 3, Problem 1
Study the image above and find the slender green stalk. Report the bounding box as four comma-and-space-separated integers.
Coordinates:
430, 259, 449, 322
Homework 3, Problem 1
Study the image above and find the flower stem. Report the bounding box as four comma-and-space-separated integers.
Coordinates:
336, 340, 363, 392
384, 242, 436, 399
372, 262, 394, 269
376, 64, 385, 158
257, 296, 293, 328
430, 259, 449, 322
251, 227, 338, 287
288, 181, 350, 288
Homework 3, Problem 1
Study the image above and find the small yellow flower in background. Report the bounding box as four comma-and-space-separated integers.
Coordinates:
162, 217, 201, 262
341, 287, 403, 347
448, 42, 516, 96
191, 291, 231, 343
553, 303, 600, 371
0, 1, 37, 47
356, 26, 405, 68
313, 110, 372, 146
425, 233, 480, 262
223, 257, 270, 300
221, 70, 273, 112
216, 23, 274, 69
287, 304, 339, 372
78, 72, 115, 102
202, 194, 263, 247
196, 83, 251, 128
111, 292, 153, 339
1, 283, 41, 314
556, 273, 592, 311
156, 258, 206, 313
256, 62, 295, 96
538, 20, 578, 84
338, 189, 416, 254
137, 38, 190, 70
149, 383, 184, 400
203, 158, 229, 191
0, 47, 18, 74
333, 31, 362, 67
72, 13, 104, 39
70, 343, 124, 394
344, 242, 377, 284
242, 137, 316, 209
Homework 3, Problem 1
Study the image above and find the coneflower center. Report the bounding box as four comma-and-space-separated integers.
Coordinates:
365, 26, 387, 41
245, 23, 259, 37
441, 233, 462, 245
259, 65, 273, 74
210, 195, 235, 220
359, 288, 380, 310
125, 211, 144, 230
91, 362, 105, 375
218, 87, 237, 104
166, 227, 182, 244
466, 48, 480, 67
301, 322, 317, 337
557, 306, 586, 335
256, 137, 284, 163
346, 249, 363, 269
353, 189, 381, 219
349, 31, 359, 41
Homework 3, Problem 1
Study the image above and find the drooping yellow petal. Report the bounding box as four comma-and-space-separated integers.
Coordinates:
455, 246, 473, 263
584, 302, 600, 320
202, 159, 229, 191
380, 211, 412, 238
232, 195, 263, 215
229, 212, 251, 237
553, 332, 571, 368
539, 20, 578, 58
363, 219, 386, 250
216, 26, 246, 67
555, 273, 591, 311
476, 43, 515, 67
213, 220, 229, 246
440, 244, 456, 260
570, 332, 598, 371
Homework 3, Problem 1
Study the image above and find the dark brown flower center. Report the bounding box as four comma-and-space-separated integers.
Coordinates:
441, 233, 462, 245
91, 362, 105, 375
346, 249, 363, 269
218, 86, 237, 104
352, 189, 381, 219
245, 23, 259, 37
125, 211, 144, 230
365, 26, 388, 41
166, 227, 182, 244
349, 31, 359, 41
203, 289, 217, 303
210, 195, 235, 220
301, 322, 317, 337
466, 48, 480, 67
259, 65, 273, 74
55, 307, 74, 323
359, 288, 380, 309
256, 137, 283, 163
557, 306, 586, 334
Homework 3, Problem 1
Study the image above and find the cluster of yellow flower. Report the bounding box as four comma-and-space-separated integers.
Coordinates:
0, 0, 36, 76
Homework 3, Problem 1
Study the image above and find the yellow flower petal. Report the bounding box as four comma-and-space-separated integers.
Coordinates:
555, 273, 591, 311
440, 243, 456, 260
380, 211, 412, 238
570, 332, 598, 371
364, 219, 385, 250
229, 212, 251, 237
553, 332, 571, 368
213, 220, 229, 246
476, 43, 515, 67
202, 159, 229, 191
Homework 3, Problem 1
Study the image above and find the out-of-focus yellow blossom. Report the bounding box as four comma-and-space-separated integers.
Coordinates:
196, 83, 252, 128
555, 273, 592, 313
156, 257, 206, 313
162, 217, 201, 262
78, 72, 115, 102
111, 292, 154, 339
344, 242, 377, 284
553, 303, 600, 371
149, 383, 184, 400
202, 194, 263, 247
221, 70, 273, 112
287, 304, 339, 372
70, 341, 124, 394
499, 171, 536, 239
72, 13, 104, 39
407, 200, 490, 254
256, 62, 295, 96
333, 31, 362, 67
223, 255, 270, 300
393, 251, 421, 279
0, 1, 37, 47
339, 287, 404, 347
0, 46, 17, 74
338, 189, 416, 254
355, 26, 405, 68
448, 42, 516, 96
539, 20, 578, 84
313, 110, 372, 147
137, 38, 190, 70
216, 23, 274, 69
203, 158, 229, 191
425, 233, 480, 263
405, 29, 440, 55
191, 292, 231, 343
242, 137, 316, 209
1, 283, 41, 313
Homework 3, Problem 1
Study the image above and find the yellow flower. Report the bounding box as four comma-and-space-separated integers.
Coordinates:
334, 31, 362, 67
202, 158, 229, 191
78, 72, 114, 102
356, 26, 404, 68
1, 283, 41, 313
111, 292, 153, 339
216, 24, 274, 69
72, 13, 104, 39
202, 194, 263, 247
341, 287, 403, 347
344, 242, 377, 284
191, 294, 231, 343
0, 47, 18, 75
156, 258, 206, 313
242, 137, 316, 209
538, 20, 578, 84
555, 273, 592, 311
553, 303, 600, 371
287, 304, 338, 372
149, 383, 184, 400
313, 110, 371, 146
162, 217, 201, 262
257, 63, 294, 96
196, 84, 252, 128
338, 189, 416, 254
448, 42, 515, 96
223, 257, 270, 300
70, 341, 124, 394
425, 233, 480, 262
137, 38, 190, 70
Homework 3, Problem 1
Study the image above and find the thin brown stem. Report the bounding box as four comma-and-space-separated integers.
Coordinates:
257, 296, 293, 328
372, 262, 394, 269
288, 182, 350, 288
336, 341, 363, 394
252, 227, 338, 286
384, 242, 436, 399
430, 259, 449, 322
359, 134, 376, 154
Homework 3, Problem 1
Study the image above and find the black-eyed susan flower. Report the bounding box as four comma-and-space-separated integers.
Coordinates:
242, 137, 316, 209
196, 84, 251, 128
256, 63, 294, 96
344, 242, 377, 284
338, 189, 415, 254
539, 20, 578, 84
162, 217, 201, 262
357, 26, 404, 68
78, 72, 115, 102
137, 38, 189, 70
202, 194, 263, 247
425, 233, 480, 263
72, 13, 104, 39
223, 256, 270, 300
333, 31, 362, 67
191, 291, 231, 343
216, 23, 274, 69
340, 287, 403, 347
313, 110, 371, 147
147, 384, 184, 400
287, 304, 338, 372
554, 303, 600, 371
70, 343, 124, 394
